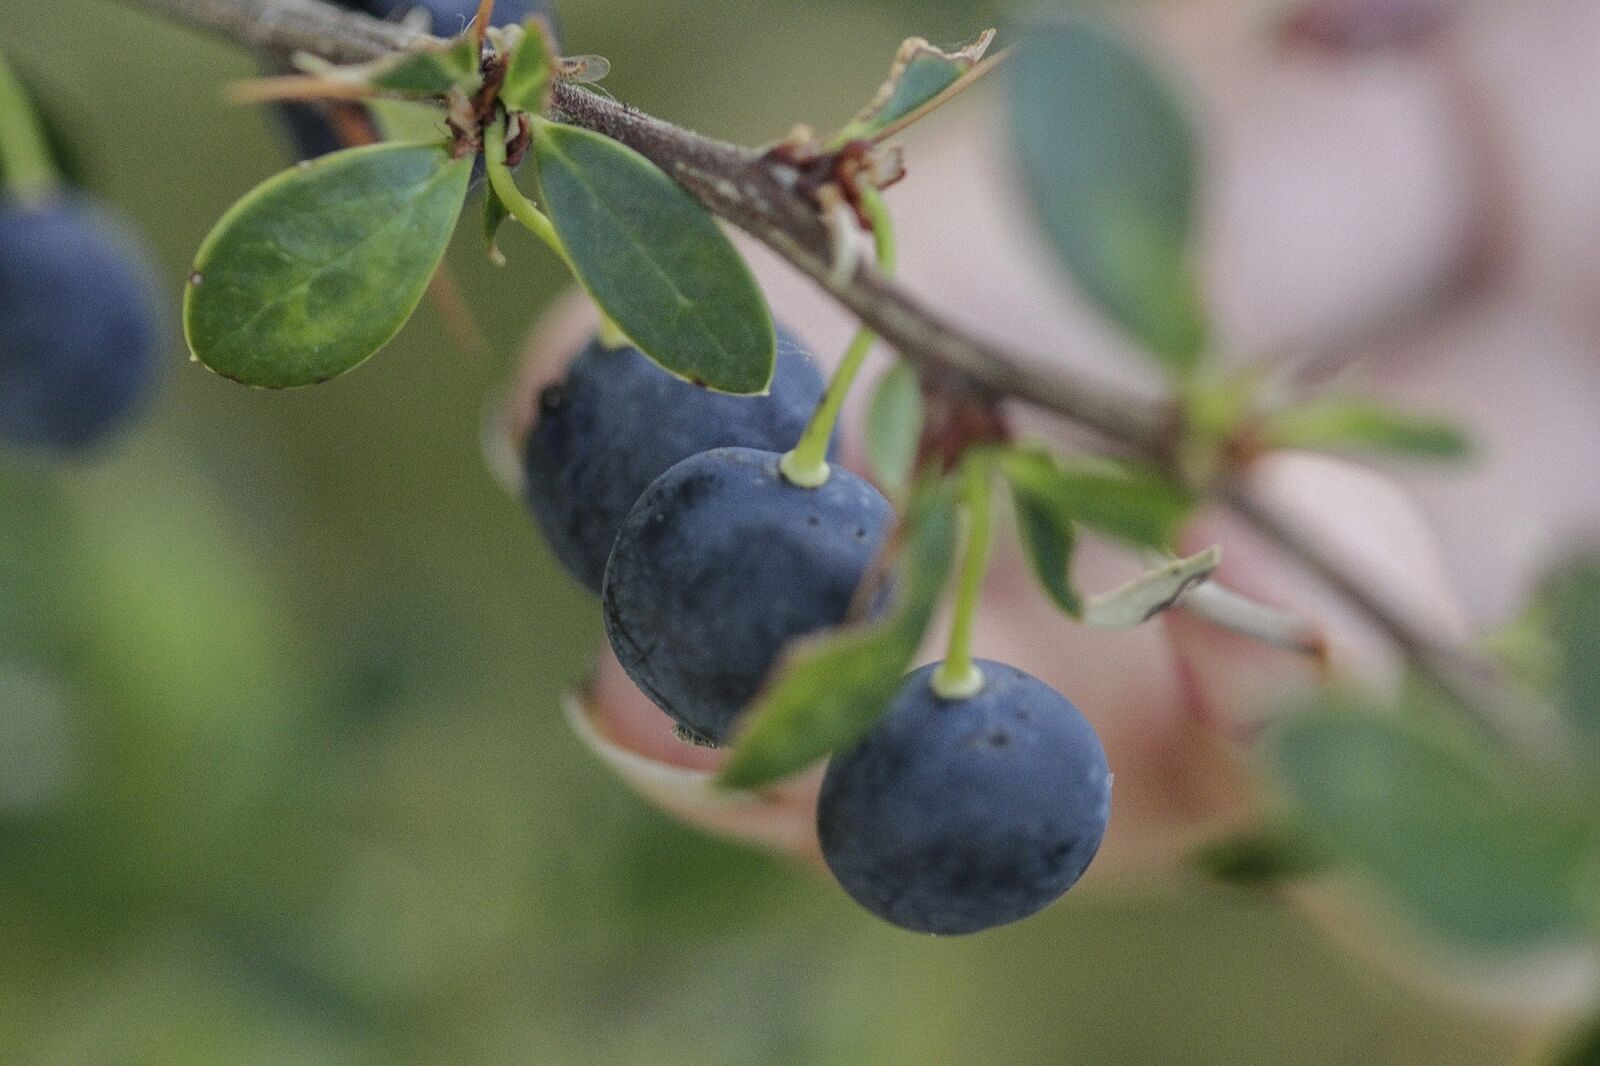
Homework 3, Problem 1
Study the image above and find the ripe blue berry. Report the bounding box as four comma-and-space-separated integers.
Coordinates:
273, 98, 352, 162
818, 660, 1112, 935
359, 0, 545, 33
603, 446, 891, 744
0, 195, 160, 453
523, 329, 833, 594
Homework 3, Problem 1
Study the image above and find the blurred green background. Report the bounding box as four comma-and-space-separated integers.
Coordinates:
0, 1, 1528, 1062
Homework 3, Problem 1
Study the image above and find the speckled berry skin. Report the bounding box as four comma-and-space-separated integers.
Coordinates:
524, 329, 833, 594
0, 196, 159, 453
603, 446, 891, 744
818, 660, 1112, 935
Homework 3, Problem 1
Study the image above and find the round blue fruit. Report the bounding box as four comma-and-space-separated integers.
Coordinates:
817, 660, 1112, 935
359, 0, 546, 34
603, 446, 891, 744
524, 329, 833, 594
273, 98, 351, 163
0, 195, 160, 453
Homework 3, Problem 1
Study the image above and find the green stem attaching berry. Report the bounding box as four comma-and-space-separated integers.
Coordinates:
932, 452, 993, 700
485, 115, 564, 255
0, 51, 60, 203
484, 113, 629, 345
779, 185, 898, 489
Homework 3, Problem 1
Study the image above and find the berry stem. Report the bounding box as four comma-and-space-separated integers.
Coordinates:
484, 113, 630, 344
932, 452, 993, 700
485, 114, 566, 262
779, 186, 898, 489
0, 51, 59, 203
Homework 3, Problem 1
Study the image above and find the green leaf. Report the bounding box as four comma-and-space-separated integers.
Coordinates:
532, 120, 775, 395
1056, 459, 1192, 547
501, 20, 555, 114
367, 98, 450, 144
1546, 1015, 1600, 1066
0, 47, 59, 199
1002, 450, 1081, 616
999, 448, 1191, 549
832, 31, 995, 145
1193, 823, 1331, 887
290, 37, 479, 100
1011, 20, 1207, 373
1268, 704, 1598, 953
1264, 398, 1472, 460
865, 361, 922, 492
184, 142, 471, 388
368, 37, 480, 95
1542, 553, 1600, 749
1082, 546, 1219, 628
718, 481, 959, 789
0, 57, 87, 191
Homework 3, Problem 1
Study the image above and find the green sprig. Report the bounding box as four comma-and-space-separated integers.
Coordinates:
932, 452, 994, 699
483, 113, 631, 345
0, 50, 60, 202
780, 186, 899, 488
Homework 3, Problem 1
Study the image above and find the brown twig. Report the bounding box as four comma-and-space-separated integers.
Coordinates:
112, 0, 1541, 755
1221, 485, 1557, 759
121, 0, 430, 62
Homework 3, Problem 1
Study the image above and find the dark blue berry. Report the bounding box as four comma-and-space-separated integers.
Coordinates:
0, 195, 160, 453
603, 446, 891, 744
272, 97, 359, 161
524, 329, 833, 594
818, 660, 1112, 935
359, 0, 545, 34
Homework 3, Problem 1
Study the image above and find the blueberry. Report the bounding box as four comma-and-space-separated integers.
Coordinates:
0, 195, 160, 453
272, 98, 352, 162
524, 328, 834, 594
358, 0, 546, 34
603, 446, 891, 744
274, 0, 560, 160
817, 660, 1112, 935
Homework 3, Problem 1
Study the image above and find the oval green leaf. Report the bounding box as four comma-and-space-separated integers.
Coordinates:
368, 36, 480, 95
1001, 448, 1082, 616
1011, 20, 1207, 374
831, 31, 995, 146
185, 142, 472, 388
0, 48, 61, 199
532, 120, 775, 395
1000, 447, 1192, 550
1269, 704, 1598, 953
1542, 553, 1600, 753
501, 20, 555, 115
1263, 397, 1472, 460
